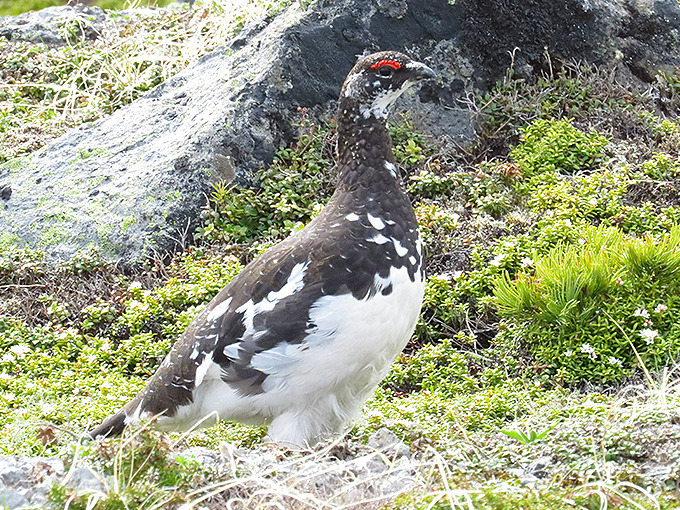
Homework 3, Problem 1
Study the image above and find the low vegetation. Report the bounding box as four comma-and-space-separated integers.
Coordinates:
1, 1, 680, 509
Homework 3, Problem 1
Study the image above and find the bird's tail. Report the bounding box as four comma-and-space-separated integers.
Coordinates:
88, 397, 142, 439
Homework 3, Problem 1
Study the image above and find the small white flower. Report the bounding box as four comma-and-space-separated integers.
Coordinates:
608, 356, 623, 367
564, 349, 574, 357
639, 328, 659, 345
489, 254, 505, 267
127, 300, 147, 312
1, 353, 15, 364
634, 306, 650, 319
578, 237, 587, 245
129, 281, 143, 291
580, 343, 597, 360
654, 304, 668, 313
9, 345, 30, 359
588, 197, 599, 207
521, 257, 534, 268
435, 274, 452, 282
644, 319, 653, 327
452, 270, 463, 280
563, 219, 573, 227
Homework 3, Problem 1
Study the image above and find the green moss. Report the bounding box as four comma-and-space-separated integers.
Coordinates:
38, 223, 70, 247
71, 147, 107, 163
120, 215, 138, 232
0, 232, 20, 250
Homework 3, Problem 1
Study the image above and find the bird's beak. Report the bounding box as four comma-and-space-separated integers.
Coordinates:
407, 61, 436, 80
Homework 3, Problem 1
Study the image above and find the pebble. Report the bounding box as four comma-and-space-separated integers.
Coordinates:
0, 456, 64, 509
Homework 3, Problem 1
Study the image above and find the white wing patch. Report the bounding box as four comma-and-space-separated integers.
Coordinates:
345, 213, 360, 222
236, 261, 309, 332
367, 233, 391, 244
190, 347, 200, 360
125, 401, 145, 426
393, 238, 409, 257
250, 342, 305, 375
207, 297, 233, 323
222, 343, 241, 361
415, 234, 423, 258
367, 213, 386, 230
194, 354, 214, 388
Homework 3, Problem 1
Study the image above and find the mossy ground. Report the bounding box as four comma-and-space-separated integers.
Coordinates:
2, 2, 680, 509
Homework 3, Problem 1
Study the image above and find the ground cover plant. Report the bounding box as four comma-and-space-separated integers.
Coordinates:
2, 2, 680, 508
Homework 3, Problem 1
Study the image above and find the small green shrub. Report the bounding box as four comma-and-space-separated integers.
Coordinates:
0, 245, 45, 284
510, 118, 608, 178
527, 167, 630, 220
116, 249, 242, 341
494, 225, 680, 382
384, 335, 477, 395
197, 123, 335, 243
657, 69, 680, 114
416, 275, 471, 342
412, 204, 461, 263
408, 169, 460, 197
640, 152, 680, 180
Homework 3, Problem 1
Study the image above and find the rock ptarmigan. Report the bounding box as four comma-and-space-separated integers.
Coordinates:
90, 51, 434, 447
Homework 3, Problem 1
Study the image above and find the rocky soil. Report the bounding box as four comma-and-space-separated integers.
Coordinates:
0, 429, 423, 509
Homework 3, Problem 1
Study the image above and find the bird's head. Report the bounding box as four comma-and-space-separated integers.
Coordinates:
339, 51, 435, 120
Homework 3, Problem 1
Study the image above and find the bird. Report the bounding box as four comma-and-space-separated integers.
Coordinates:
90, 51, 434, 448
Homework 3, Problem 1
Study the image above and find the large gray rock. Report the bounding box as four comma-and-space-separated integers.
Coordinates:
1, 0, 679, 264
0, 4, 109, 45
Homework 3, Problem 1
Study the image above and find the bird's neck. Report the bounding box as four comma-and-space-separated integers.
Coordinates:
335, 100, 397, 191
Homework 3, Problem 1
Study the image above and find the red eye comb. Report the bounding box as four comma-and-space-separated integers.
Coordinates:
370, 59, 401, 70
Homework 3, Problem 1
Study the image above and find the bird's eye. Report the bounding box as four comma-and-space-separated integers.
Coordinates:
378, 66, 393, 77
